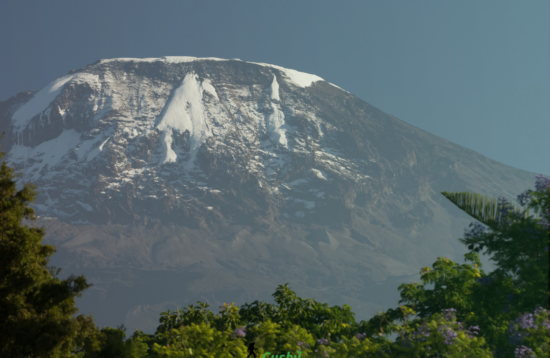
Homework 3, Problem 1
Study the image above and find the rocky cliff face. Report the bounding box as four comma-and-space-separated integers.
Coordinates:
1, 57, 538, 332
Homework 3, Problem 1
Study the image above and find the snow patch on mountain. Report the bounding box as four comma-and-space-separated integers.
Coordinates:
270, 75, 280, 101
75, 137, 101, 161
265, 103, 287, 147
156, 73, 212, 167
250, 62, 323, 88
292, 198, 316, 209
7, 129, 82, 180
201, 79, 217, 98
85, 137, 110, 162
311, 168, 329, 181
76, 201, 93, 212
97, 57, 322, 89
98, 56, 323, 89
99, 56, 230, 64
160, 130, 177, 165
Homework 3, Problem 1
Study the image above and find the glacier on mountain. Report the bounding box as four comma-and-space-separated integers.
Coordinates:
9, 129, 82, 181
156, 73, 213, 168
0, 56, 533, 231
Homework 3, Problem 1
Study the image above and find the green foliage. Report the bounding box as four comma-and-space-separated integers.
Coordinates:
151, 322, 248, 358
76, 325, 148, 358
0, 150, 101, 357
330, 335, 386, 358
92, 327, 127, 357
154, 283, 358, 347
279, 324, 316, 355
240, 283, 357, 342
248, 320, 282, 354
397, 254, 484, 319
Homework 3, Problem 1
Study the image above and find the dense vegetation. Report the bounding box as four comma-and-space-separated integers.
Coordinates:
0, 144, 547, 357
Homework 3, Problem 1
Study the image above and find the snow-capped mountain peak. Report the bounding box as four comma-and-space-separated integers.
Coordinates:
0, 57, 532, 231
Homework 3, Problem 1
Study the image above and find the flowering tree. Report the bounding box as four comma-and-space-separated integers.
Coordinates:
443, 174, 548, 313
355, 175, 548, 357
507, 306, 549, 358
442, 175, 549, 356
386, 308, 493, 357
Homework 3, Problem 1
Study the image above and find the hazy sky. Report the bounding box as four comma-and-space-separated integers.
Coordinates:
1, 1, 548, 179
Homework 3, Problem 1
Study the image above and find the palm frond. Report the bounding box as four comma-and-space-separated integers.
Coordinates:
441, 191, 528, 231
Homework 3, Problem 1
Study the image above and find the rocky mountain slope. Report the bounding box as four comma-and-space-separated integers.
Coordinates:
1, 57, 538, 333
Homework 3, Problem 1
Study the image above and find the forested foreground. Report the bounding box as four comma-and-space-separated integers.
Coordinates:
0, 146, 548, 357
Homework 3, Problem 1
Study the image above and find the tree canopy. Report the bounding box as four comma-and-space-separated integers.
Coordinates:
0, 150, 101, 357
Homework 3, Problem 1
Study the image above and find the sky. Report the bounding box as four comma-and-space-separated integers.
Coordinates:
0, 1, 548, 178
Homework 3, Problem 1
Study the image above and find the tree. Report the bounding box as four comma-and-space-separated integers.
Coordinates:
367, 175, 549, 357
442, 175, 548, 320
0, 150, 101, 357
83, 326, 149, 358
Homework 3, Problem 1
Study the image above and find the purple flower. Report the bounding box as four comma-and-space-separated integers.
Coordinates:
438, 325, 457, 345
517, 313, 535, 330
534, 306, 548, 317
465, 325, 480, 338
508, 312, 535, 345
514, 345, 535, 358
355, 332, 367, 340
297, 341, 310, 348
317, 338, 329, 345
413, 323, 431, 342
442, 308, 457, 322
231, 326, 246, 339
534, 174, 550, 192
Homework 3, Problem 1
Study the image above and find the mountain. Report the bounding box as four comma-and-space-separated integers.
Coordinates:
0, 57, 537, 333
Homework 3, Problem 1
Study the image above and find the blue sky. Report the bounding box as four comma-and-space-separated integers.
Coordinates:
0, 1, 548, 177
